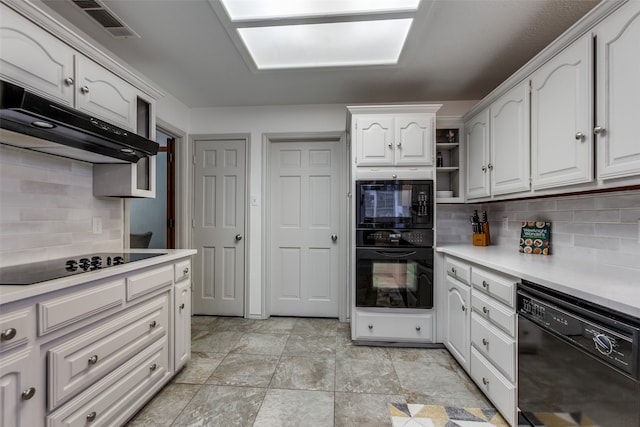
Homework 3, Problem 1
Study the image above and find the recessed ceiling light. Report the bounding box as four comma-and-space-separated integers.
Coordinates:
237, 19, 413, 69
220, 0, 421, 21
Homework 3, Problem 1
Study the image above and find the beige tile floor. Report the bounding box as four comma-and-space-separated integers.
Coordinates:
126, 316, 491, 427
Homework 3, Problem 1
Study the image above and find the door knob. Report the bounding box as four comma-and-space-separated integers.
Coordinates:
331, 234, 338, 242
235, 234, 243, 241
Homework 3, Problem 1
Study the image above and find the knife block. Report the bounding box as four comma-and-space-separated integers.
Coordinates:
472, 223, 491, 246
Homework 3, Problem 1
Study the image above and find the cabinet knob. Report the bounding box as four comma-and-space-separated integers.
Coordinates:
80, 85, 90, 94
150, 363, 157, 372
461, 305, 466, 312
183, 267, 189, 275
235, 234, 243, 241
482, 280, 488, 288
179, 303, 185, 310
64, 77, 74, 86
149, 320, 157, 328
487, 163, 493, 170
88, 355, 99, 365
21, 387, 36, 400
388, 142, 393, 148
482, 377, 489, 386
575, 132, 585, 141
481, 166, 487, 172
1, 327, 17, 341
331, 234, 338, 242
392, 174, 397, 179
368, 324, 373, 330
593, 126, 606, 135
451, 267, 456, 274
482, 338, 489, 346
415, 325, 421, 331
482, 306, 489, 315
86, 412, 97, 422
397, 142, 402, 148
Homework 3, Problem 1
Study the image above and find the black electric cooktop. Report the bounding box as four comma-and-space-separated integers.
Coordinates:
0, 252, 166, 285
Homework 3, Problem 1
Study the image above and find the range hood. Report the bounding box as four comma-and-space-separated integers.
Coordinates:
0, 80, 158, 163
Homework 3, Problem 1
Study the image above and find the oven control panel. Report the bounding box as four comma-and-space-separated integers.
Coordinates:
356, 229, 434, 247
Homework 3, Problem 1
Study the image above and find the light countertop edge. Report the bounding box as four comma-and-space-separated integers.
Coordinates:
436, 244, 640, 319
0, 249, 197, 305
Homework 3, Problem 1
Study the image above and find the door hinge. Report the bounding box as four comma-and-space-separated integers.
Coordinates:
168, 153, 174, 163
167, 218, 175, 228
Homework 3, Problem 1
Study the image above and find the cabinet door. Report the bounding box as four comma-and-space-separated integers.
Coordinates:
595, 1, 640, 180
0, 5, 74, 105
490, 81, 531, 195
531, 33, 594, 189
76, 55, 138, 131
445, 276, 470, 370
394, 114, 434, 166
354, 115, 395, 166
174, 280, 191, 371
0, 347, 40, 427
465, 110, 491, 199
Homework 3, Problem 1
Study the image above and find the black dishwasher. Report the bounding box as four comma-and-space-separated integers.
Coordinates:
518, 280, 640, 427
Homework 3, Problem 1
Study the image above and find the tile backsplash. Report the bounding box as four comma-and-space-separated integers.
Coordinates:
0, 145, 123, 267
437, 189, 640, 270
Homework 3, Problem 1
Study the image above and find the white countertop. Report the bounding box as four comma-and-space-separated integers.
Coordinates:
437, 244, 640, 319
0, 249, 197, 305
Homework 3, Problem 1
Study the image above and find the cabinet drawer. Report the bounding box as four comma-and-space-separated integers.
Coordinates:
355, 312, 434, 342
47, 294, 169, 410
174, 259, 191, 283
445, 257, 471, 285
0, 307, 34, 353
47, 337, 168, 427
471, 291, 516, 337
126, 265, 173, 301
471, 268, 517, 308
38, 280, 125, 336
470, 347, 516, 427
471, 313, 515, 382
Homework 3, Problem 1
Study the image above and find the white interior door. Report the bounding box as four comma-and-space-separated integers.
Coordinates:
269, 139, 343, 317
192, 138, 246, 316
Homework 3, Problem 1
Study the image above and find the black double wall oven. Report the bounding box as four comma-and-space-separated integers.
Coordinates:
355, 180, 434, 309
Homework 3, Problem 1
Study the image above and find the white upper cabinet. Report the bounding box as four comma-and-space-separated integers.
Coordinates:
0, 5, 75, 105
349, 105, 440, 169
531, 33, 593, 189
595, 1, 640, 180
76, 56, 139, 131
489, 81, 531, 196
465, 110, 491, 199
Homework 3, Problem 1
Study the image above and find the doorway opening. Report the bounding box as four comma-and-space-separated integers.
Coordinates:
130, 128, 176, 249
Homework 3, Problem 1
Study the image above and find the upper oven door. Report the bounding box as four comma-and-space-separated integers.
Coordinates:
356, 180, 433, 229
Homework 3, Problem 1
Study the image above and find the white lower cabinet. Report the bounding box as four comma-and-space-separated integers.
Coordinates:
353, 309, 434, 343
440, 255, 518, 426
444, 275, 470, 370
470, 346, 516, 426
0, 255, 193, 426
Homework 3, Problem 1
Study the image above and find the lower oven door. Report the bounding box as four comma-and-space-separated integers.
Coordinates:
355, 247, 433, 309
518, 315, 640, 426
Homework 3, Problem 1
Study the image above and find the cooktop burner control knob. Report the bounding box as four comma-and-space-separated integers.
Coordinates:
593, 333, 614, 355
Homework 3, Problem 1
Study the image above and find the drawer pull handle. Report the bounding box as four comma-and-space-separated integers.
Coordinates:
482, 377, 489, 386
87, 412, 97, 422
88, 355, 99, 365
482, 338, 489, 346
482, 280, 488, 288
21, 387, 36, 400
482, 306, 489, 315
149, 321, 157, 328
1, 328, 17, 341
415, 325, 421, 331
150, 363, 157, 372
368, 324, 373, 330
179, 303, 185, 310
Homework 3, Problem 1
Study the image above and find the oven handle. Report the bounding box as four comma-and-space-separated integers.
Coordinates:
374, 250, 417, 258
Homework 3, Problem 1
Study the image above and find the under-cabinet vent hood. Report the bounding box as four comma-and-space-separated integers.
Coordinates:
0, 80, 158, 163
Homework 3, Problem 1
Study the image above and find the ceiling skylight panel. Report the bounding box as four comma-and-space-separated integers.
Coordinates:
237, 19, 413, 69
220, 0, 421, 21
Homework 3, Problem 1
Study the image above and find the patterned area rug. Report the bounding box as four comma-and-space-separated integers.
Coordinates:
388, 403, 509, 427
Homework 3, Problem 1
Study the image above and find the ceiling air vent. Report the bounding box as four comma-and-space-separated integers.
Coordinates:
71, 0, 139, 38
